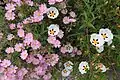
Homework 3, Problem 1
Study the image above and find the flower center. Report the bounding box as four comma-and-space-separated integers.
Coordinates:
101, 33, 108, 39
49, 11, 55, 17
50, 29, 56, 35
82, 65, 88, 71
92, 39, 99, 45
66, 63, 71, 67
63, 69, 67, 73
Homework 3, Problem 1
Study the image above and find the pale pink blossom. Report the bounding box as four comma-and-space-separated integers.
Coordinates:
26, 55, 34, 63
45, 54, 59, 66
9, 24, 16, 30
20, 50, 28, 60
24, 33, 33, 45
17, 23, 23, 29
25, 0, 34, 6
69, 11, 76, 18
57, 30, 64, 39
39, 4, 48, 14
5, 3, 16, 12
7, 65, 18, 74
22, 17, 32, 24
47, 36, 56, 44
17, 68, 28, 79
0, 59, 11, 68
63, 16, 76, 24
5, 47, 14, 54
17, 29, 25, 38
14, 43, 24, 52
32, 14, 44, 22
5, 11, 15, 20
48, 0, 56, 5
60, 47, 66, 54
43, 73, 52, 80
12, 0, 21, 6
53, 40, 61, 48
32, 58, 40, 65
31, 40, 41, 50
7, 34, 15, 40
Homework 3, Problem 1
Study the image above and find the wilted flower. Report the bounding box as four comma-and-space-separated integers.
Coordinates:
64, 44, 73, 53
96, 63, 107, 72
7, 34, 15, 40
69, 11, 76, 18
57, 30, 64, 39
78, 61, 89, 74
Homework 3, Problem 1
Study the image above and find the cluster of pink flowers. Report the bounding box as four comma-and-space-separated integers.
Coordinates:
0, 59, 29, 80
23, 4, 48, 24
63, 11, 76, 24
26, 53, 58, 80
60, 44, 82, 57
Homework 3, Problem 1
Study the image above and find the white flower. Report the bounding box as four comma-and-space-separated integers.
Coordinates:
90, 33, 105, 47
57, 30, 64, 39
62, 69, 71, 77
65, 44, 73, 53
99, 28, 113, 45
96, 46, 104, 53
78, 61, 89, 74
64, 61, 73, 71
96, 63, 107, 72
7, 34, 15, 40
47, 7, 59, 19
48, 24, 60, 36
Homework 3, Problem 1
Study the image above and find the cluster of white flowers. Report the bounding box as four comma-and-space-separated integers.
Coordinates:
90, 28, 113, 53
62, 61, 73, 77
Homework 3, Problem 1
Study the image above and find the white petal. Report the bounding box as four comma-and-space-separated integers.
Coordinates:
96, 46, 104, 53
47, 7, 59, 19
65, 44, 73, 53
62, 69, 71, 77
107, 40, 112, 46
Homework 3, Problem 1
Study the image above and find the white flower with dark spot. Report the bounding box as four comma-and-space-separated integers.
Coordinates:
47, 7, 59, 19
48, 24, 60, 36
62, 68, 71, 77
99, 28, 113, 46
78, 61, 89, 74
90, 33, 105, 47
64, 61, 73, 71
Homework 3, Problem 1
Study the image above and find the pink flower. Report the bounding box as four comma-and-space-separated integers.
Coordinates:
24, 33, 33, 45
25, 0, 34, 6
69, 11, 76, 18
5, 47, 14, 54
47, 36, 56, 44
17, 68, 28, 79
63, 16, 76, 24
57, 30, 64, 39
63, 16, 70, 24
20, 50, 28, 60
14, 43, 24, 52
48, 0, 56, 5
17, 23, 23, 29
45, 54, 59, 66
55, 0, 63, 2
0, 66, 5, 73
5, 3, 16, 12
39, 4, 48, 14
31, 40, 41, 50
43, 73, 52, 80
0, 59, 11, 68
5, 11, 15, 20
35, 66, 46, 76
22, 17, 32, 24
30, 72, 40, 79
60, 47, 66, 54
32, 11, 44, 22
53, 40, 61, 48
7, 65, 18, 74
7, 34, 15, 40
17, 29, 25, 38
9, 24, 16, 30
32, 58, 40, 65
26, 55, 34, 63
